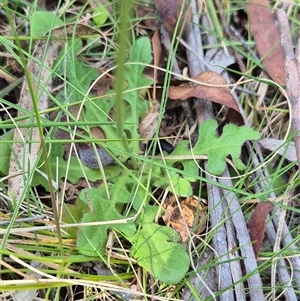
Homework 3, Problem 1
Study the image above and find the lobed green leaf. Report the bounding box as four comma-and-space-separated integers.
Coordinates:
194, 120, 260, 175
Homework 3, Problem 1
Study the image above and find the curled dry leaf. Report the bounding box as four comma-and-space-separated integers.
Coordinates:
248, 201, 274, 258
168, 71, 239, 112
154, 0, 191, 36
247, 0, 285, 85
138, 103, 160, 143
162, 195, 207, 242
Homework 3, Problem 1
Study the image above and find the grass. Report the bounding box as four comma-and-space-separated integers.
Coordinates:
1, 0, 300, 300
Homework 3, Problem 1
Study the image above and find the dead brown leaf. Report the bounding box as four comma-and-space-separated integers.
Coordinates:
247, 0, 285, 85
162, 195, 207, 242
168, 71, 239, 112
154, 0, 191, 36
138, 103, 160, 143
248, 201, 274, 258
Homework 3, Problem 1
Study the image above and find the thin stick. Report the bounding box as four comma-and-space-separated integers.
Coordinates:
275, 9, 300, 169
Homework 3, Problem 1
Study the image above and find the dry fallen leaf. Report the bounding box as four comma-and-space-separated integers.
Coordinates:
162, 195, 207, 242
258, 138, 297, 163
168, 71, 239, 112
247, 0, 285, 85
154, 0, 191, 36
138, 103, 160, 143
248, 201, 274, 258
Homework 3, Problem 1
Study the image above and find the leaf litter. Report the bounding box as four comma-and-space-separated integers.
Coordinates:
1, 1, 300, 300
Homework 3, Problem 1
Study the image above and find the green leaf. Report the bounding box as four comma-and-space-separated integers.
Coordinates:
165, 141, 199, 182
55, 39, 99, 104
31, 11, 64, 37
168, 175, 192, 197
93, 6, 108, 26
61, 200, 89, 237
84, 37, 153, 160
83, 94, 126, 161
0, 131, 13, 176
167, 120, 260, 176
151, 164, 193, 196
123, 37, 153, 153
129, 222, 190, 284
193, 120, 260, 175
77, 186, 136, 256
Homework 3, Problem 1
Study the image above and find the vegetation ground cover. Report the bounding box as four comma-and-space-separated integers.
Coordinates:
1, 1, 300, 300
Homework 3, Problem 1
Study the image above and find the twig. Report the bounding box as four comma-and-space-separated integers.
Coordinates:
275, 9, 300, 169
